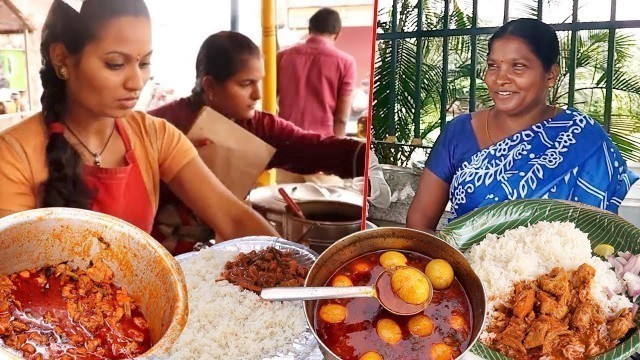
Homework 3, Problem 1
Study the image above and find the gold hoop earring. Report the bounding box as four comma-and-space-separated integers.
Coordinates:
58, 66, 68, 80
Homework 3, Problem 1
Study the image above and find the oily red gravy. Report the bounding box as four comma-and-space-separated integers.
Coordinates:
315, 250, 473, 360
0, 262, 151, 359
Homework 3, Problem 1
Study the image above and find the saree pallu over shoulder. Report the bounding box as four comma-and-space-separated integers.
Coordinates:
449, 108, 638, 218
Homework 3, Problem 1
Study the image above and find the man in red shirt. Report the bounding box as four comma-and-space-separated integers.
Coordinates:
277, 8, 357, 137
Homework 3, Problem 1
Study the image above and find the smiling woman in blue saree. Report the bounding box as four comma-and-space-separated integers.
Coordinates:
406, 18, 638, 233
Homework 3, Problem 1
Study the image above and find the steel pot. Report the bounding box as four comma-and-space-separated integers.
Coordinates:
303, 227, 487, 360
0, 208, 188, 359
282, 200, 362, 254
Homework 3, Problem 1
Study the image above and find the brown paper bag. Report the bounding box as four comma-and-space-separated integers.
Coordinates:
187, 107, 276, 200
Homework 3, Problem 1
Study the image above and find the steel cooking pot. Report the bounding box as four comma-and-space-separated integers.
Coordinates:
0, 208, 188, 359
303, 227, 487, 360
282, 200, 363, 253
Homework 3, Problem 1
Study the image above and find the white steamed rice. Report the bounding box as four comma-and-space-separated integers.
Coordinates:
466, 221, 631, 325
159, 247, 308, 360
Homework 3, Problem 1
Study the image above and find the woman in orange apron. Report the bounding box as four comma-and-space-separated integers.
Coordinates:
0, 0, 278, 241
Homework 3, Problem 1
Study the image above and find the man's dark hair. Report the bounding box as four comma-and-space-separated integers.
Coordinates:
309, 8, 342, 35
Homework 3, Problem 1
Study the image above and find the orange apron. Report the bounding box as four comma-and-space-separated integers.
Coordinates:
83, 119, 154, 233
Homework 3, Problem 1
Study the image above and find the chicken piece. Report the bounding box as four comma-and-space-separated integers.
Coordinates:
124, 301, 131, 317
524, 319, 550, 349
541, 328, 572, 355
571, 264, 595, 302
537, 291, 568, 319
105, 317, 117, 329
86, 338, 102, 352
68, 333, 85, 345
113, 306, 125, 323
12, 299, 23, 312
571, 301, 604, 331
3, 333, 17, 349
0, 313, 11, 336
77, 275, 94, 296
571, 302, 592, 330
67, 301, 80, 322
10, 320, 29, 333
486, 313, 509, 334
501, 317, 528, 342
608, 310, 635, 340
86, 261, 114, 284
125, 341, 141, 355
15, 333, 28, 348
116, 287, 132, 306
133, 317, 148, 330
585, 327, 608, 358
127, 328, 145, 343
539, 268, 569, 297
513, 288, 536, 319
0, 275, 15, 297
495, 334, 527, 355
560, 334, 586, 359
572, 264, 595, 285
95, 298, 114, 315
94, 348, 107, 357
80, 312, 104, 334
20, 343, 36, 355
43, 311, 59, 324
28, 332, 47, 345
61, 284, 76, 300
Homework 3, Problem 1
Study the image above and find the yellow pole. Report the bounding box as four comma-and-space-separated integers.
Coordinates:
261, 0, 277, 113
256, 0, 277, 187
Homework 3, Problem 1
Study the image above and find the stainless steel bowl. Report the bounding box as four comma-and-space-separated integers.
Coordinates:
303, 227, 487, 360
0, 208, 188, 359
282, 200, 363, 254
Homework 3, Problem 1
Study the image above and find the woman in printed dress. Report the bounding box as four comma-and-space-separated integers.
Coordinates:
407, 18, 638, 233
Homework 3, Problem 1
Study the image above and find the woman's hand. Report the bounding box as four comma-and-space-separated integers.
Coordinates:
406, 170, 450, 233
166, 157, 279, 241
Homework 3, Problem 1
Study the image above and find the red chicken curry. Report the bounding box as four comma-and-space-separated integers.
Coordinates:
0, 261, 151, 359
486, 264, 635, 359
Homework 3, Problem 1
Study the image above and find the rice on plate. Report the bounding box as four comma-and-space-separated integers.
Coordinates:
157, 246, 318, 360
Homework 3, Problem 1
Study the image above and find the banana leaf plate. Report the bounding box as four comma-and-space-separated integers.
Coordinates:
438, 199, 640, 360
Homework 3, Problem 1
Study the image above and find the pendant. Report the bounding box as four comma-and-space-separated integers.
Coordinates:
94, 153, 102, 167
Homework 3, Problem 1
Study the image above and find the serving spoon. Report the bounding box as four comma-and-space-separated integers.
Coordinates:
260, 266, 433, 316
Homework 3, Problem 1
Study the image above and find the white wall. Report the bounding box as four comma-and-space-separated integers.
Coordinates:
620, 162, 640, 227
144, 0, 232, 97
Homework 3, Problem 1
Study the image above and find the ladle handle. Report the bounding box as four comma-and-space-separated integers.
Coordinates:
260, 286, 375, 301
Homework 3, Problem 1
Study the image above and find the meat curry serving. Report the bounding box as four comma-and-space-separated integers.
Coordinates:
0, 261, 151, 359
219, 246, 309, 293
486, 264, 635, 359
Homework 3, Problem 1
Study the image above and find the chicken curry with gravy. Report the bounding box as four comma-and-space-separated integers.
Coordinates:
0, 261, 151, 359
486, 264, 635, 359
